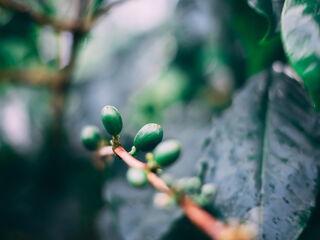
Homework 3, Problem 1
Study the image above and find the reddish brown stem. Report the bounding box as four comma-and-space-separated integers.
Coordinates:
180, 196, 225, 239
98, 145, 114, 157
0, 0, 88, 32
147, 172, 171, 194
96, 145, 254, 240
112, 146, 228, 240
113, 146, 146, 169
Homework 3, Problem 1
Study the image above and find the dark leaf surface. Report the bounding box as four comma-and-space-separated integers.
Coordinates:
281, 0, 320, 109
199, 65, 320, 240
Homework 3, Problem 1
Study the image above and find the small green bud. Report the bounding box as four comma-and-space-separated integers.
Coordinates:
81, 125, 101, 151
133, 123, 163, 152
175, 178, 189, 191
201, 183, 216, 198
129, 146, 137, 155
101, 105, 123, 136
186, 177, 202, 191
153, 140, 181, 167
126, 168, 147, 187
153, 192, 174, 209
195, 184, 217, 206
175, 177, 201, 193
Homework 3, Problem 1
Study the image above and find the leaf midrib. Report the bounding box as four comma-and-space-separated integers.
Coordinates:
257, 71, 272, 237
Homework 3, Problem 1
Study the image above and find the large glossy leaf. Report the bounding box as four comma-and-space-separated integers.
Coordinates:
199, 66, 320, 240
247, 0, 285, 37
281, 0, 320, 110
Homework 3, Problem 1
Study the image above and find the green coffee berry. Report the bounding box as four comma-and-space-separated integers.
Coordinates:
175, 178, 189, 191
126, 168, 147, 187
133, 123, 163, 152
175, 177, 201, 193
81, 125, 102, 151
101, 105, 123, 136
153, 140, 181, 167
194, 184, 217, 206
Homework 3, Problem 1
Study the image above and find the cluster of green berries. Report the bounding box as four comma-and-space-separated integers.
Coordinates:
81, 105, 182, 186
156, 175, 216, 208
81, 105, 216, 209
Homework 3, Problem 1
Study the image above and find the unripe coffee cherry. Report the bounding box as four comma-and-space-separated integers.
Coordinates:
81, 125, 101, 151
133, 123, 163, 152
201, 183, 216, 198
153, 140, 181, 167
101, 105, 123, 136
126, 168, 147, 187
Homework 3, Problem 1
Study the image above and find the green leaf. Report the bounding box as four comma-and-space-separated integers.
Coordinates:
230, 0, 285, 76
248, 0, 285, 37
281, 0, 320, 110
0, 11, 41, 69
199, 66, 320, 239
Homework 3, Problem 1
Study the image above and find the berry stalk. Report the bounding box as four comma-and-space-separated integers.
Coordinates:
113, 146, 146, 169
179, 196, 225, 239
107, 145, 249, 240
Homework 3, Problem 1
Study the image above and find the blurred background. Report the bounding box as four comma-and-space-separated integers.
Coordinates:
0, 0, 285, 239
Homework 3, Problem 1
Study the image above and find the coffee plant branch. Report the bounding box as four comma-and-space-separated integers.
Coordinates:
96, 145, 254, 240
0, 68, 63, 86
80, 106, 257, 239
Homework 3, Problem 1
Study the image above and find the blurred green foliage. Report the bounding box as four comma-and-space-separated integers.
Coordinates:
0, 0, 319, 239
0, 12, 40, 69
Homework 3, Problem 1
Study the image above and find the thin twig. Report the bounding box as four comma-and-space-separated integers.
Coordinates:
180, 196, 225, 239
0, 0, 88, 32
113, 146, 146, 169
0, 0, 131, 32
93, 145, 256, 239
110, 145, 252, 240
0, 68, 64, 86
147, 172, 171, 194
98, 145, 114, 157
